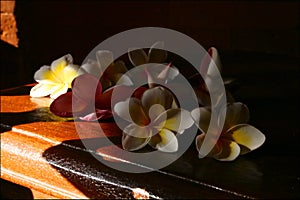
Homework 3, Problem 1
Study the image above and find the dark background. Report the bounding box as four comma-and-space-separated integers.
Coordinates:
1, 0, 299, 89
1, 1, 300, 198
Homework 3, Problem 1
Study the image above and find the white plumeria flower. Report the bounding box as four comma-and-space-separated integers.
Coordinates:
114, 86, 194, 153
128, 41, 168, 67
190, 47, 235, 107
191, 103, 265, 161
79, 50, 132, 90
128, 41, 179, 87
30, 54, 80, 99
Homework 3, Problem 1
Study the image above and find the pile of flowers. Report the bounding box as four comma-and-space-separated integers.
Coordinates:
30, 42, 265, 161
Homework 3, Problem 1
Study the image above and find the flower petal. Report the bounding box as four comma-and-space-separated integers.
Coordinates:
199, 47, 222, 77
72, 74, 102, 102
191, 107, 211, 133
223, 102, 250, 131
115, 74, 133, 86
96, 50, 114, 73
100, 78, 113, 90
148, 41, 167, 63
158, 65, 179, 81
49, 83, 68, 99
156, 63, 179, 83
79, 109, 112, 121
133, 87, 148, 99
114, 98, 131, 122
79, 60, 101, 77
50, 92, 88, 117
34, 66, 60, 84
104, 60, 128, 76
225, 124, 265, 154
96, 85, 133, 110
196, 134, 240, 161
150, 128, 178, 152
107, 73, 132, 86
194, 86, 211, 106
141, 86, 173, 114
148, 104, 166, 123
128, 48, 148, 66
214, 139, 240, 161
114, 98, 150, 126
122, 124, 151, 151
30, 83, 60, 98
128, 98, 150, 126
195, 133, 222, 158
51, 54, 73, 81
155, 109, 194, 133
62, 64, 80, 87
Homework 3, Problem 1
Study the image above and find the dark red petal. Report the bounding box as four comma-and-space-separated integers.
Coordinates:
72, 74, 102, 102
199, 48, 213, 77
95, 85, 134, 110
132, 86, 148, 99
50, 92, 73, 117
79, 109, 113, 121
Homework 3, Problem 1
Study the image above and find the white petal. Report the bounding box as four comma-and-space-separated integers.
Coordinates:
128, 48, 148, 66
114, 98, 149, 125
96, 50, 114, 72
122, 134, 151, 151
123, 123, 152, 139
122, 125, 151, 151
148, 41, 167, 63
155, 109, 194, 133
117, 74, 133, 86
207, 47, 222, 76
197, 133, 240, 161
153, 129, 178, 152
51, 54, 73, 81
166, 66, 179, 81
200, 47, 222, 77
106, 60, 128, 75
191, 107, 211, 133
34, 66, 60, 83
157, 64, 179, 82
223, 102, 250, 131
150, 41, 164, 49
79, 60, 101, 77
225, 124, 265, 154
128, 98, 150, 126
30, 83, 60, 98
49, 84, 68, 99
141, 86, 173, 113
62, 64, 80, 87
195, 133, 222, 158
114, 98, 131, 122
215, 139, 240, 161
148, 104, 166, 123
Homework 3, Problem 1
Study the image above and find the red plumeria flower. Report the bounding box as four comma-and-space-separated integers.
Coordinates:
190, 47, 234, 106
50, 73, 131, 121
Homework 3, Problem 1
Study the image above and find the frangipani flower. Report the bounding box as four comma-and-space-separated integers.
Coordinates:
191, 102, 265, 161
128, 42, 179, 87
114, 86, 194, 152
189, 47, 234, 106
128, 41, 168, 67
79, 50, 131, 90
30, 54, 80, 99
50, 73, 132, 121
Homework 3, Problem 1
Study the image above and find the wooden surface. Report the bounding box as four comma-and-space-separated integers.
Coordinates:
1, 53, 300, 199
